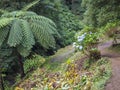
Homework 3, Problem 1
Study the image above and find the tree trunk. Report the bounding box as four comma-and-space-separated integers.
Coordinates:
0, 72, 4, 90
17, 53, 25, 78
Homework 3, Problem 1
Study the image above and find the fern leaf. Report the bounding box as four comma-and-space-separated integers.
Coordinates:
31, 22, 56, 48
7, 19, 23, 47
0, 18, 13, 28
0, 27, 9, 47
20, 20, 35, 49
26, 15, 59, 48
22, 0, 40, 11
17, 45, 31, 57
25, 15, 60, 36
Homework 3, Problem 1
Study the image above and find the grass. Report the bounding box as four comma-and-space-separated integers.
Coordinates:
43, 45, 75, 72
90, 58, 112, 90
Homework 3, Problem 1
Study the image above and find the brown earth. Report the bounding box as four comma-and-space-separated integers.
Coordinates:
98, 41, 120, 90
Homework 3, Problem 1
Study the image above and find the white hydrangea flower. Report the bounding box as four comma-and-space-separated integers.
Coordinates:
72, 42, 76, 47
81, 34, 85, 38
79, 46, 83, 50
78, 38, 83, 42
77, 33, 86, 41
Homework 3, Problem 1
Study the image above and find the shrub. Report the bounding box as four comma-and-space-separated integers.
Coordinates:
73, 26, 101, 60
89, 48, 101, 61
24, 55, 45, 73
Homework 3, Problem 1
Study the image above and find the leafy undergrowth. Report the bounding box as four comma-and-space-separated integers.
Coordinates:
14, 57, 111, 90
12, 46, 111, 90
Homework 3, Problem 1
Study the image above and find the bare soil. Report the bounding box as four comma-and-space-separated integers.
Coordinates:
98, 41, 120, 90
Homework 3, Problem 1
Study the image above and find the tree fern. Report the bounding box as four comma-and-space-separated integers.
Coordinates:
0, 11, 59, 56
0, 0, 59, 78
7, 19, 23, 47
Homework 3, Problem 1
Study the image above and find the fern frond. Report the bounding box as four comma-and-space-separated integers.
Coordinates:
17, 45, 31, 57
22, 0, 40, 11
25, 15, 60, 48
25, 15, 60, 36
0, 27, 9, 47
20, 20, 35, 49
7, 19, 23, 47
0, 18, 13, 28
31, 22, 56, 48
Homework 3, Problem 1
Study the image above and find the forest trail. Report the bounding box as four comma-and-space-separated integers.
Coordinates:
50, 45, 75, 62
98, 41, 120, 90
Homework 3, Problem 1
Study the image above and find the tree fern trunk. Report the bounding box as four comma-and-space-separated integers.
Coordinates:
17, 52, 25, 78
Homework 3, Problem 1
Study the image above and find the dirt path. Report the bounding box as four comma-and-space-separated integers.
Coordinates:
50, 45, 75, 62
98, 41, 120, 90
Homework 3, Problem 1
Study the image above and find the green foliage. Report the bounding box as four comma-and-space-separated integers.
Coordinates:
91, 58, 111, 90
83, 59, 90, 69
74, 26, 101, 59
18, 57, 111, 90
82, 0, 120, 27
22, 0, 40, 11
33, 0, 82, 46
24, 55, 45, 73
0, 10, 59, 57
0, 45, 17, 73
100, 21, 120, 45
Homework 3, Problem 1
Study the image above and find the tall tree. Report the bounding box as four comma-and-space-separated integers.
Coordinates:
82, 0, 120, 27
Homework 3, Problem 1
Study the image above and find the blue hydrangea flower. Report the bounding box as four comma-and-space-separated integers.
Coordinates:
79, 46, 83, 50
77, 33, 86, 42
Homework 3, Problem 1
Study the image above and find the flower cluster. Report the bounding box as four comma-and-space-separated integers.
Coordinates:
73, 33, 86, 50
77, 33, 86, 42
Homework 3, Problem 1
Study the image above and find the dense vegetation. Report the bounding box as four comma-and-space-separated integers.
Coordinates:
0, 0, 120, 90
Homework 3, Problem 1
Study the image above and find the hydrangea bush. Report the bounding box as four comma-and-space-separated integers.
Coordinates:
73, 26, 101, 60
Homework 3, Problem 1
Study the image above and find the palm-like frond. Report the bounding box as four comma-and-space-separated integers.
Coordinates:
0, 27, 9, 47
22, 0, 40, 11
25, 15, 57, 48
20, 20, 35, 50
17, 45, 31, 57
7, 19, 23, 47
25, 15, 57, 34
0, 18, 13, 47
31, 22, 55, 48
0, 18, 13, 28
